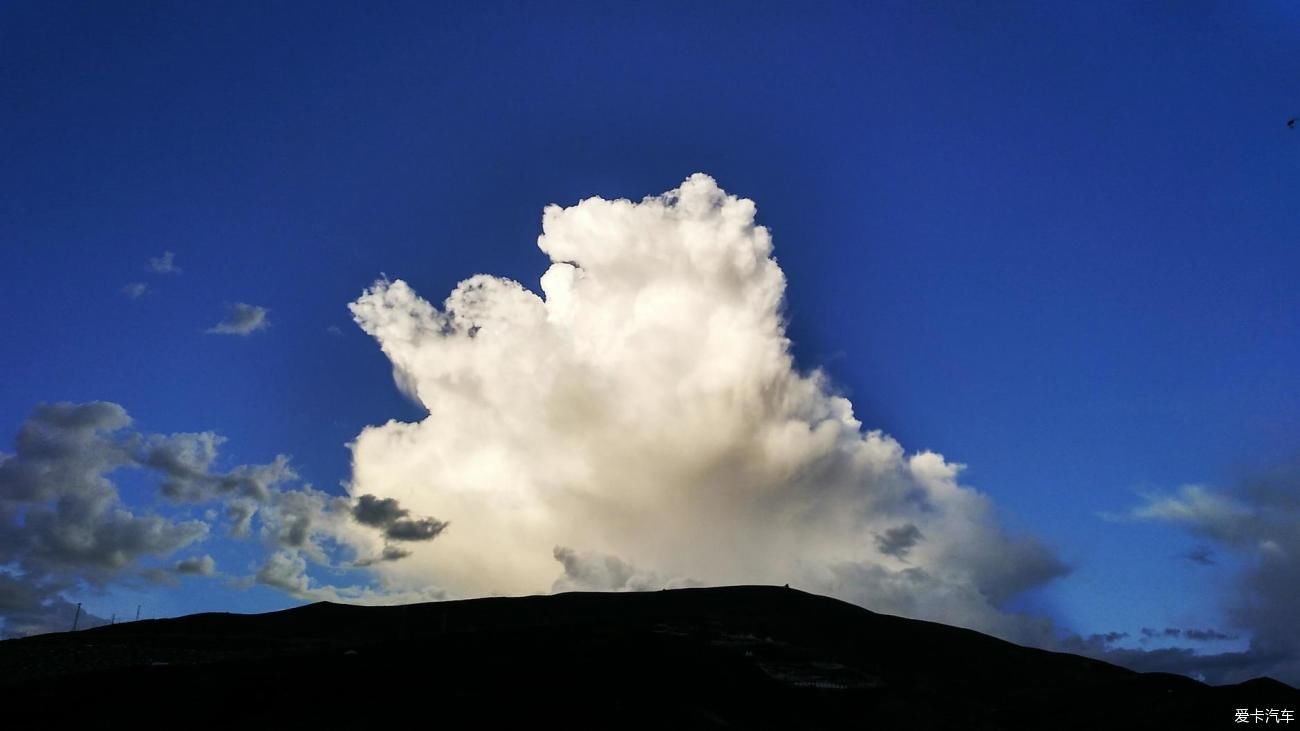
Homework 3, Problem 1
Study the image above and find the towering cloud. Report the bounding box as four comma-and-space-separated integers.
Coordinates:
346, 174, 1067, 643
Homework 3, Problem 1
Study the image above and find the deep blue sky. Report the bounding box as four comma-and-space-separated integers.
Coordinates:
3, 1, 1299, 642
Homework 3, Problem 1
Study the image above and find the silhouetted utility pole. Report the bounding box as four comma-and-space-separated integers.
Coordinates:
135, 605, 141, 622
110, 613, 116, 625
71, 603, 82, 632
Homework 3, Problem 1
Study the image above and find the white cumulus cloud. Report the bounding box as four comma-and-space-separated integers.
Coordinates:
345, 174, 1067, 643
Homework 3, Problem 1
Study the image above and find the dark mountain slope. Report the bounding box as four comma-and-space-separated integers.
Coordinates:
1, 586, 1293, 728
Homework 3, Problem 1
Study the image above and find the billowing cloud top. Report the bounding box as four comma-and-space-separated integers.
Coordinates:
347, 174, 1066, 642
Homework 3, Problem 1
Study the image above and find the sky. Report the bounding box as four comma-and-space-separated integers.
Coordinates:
2, 1, 1299, 685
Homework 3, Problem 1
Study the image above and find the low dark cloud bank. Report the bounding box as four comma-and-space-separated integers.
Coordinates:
1103, 465, 1300, 685
0, 401, 447, 635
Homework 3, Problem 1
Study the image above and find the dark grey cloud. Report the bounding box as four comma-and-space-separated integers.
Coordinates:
0, 401, 334, 636
385, 517, 448, 542
874, 523, 923, 560
148, 251, 181, 274
248, 548, 450, 605
0, 403, 207, 580
21, 493, 208, 572
1124, 466, 1300, 685
1066, 643, 1296, 686
552, 546, 668, 592
1053, 631, 1129, 657
144, 435, 294, 503
1183, 545, 1215, 565
353, 546, 412, 567
207, 303, 270, 336
0, 574, 108, 638
1055, 629, 1260, 685
0, 401, 452, 632
352, 494, 408, 527
140, 432, 225, 500
225, 501, 257, 538
1135, 627, 1219, 641
350, 493, 447, 545
260, 486, 351, 560
1183, 628, 1237, 642
270, 493, 316, 549
0, 402, 132, 504
218, 457, 296, 502
255, 551, 309, 596
960, 535, 1070, 607
174, 555, 216, 576
140, 567, 179, 586
550, 546, 702, 594
0, 573, 47, 614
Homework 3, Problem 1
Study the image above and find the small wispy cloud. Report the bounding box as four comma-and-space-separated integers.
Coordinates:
121, 282, 148, 299
1183, 545, 1215, 565
207, 303, 270, 336
148, 251, 182, 274
149, 251, 182, 274
1127, 485, 1254, 543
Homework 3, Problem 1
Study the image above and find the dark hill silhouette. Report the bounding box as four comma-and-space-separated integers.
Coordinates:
1, 586, 1293, 728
